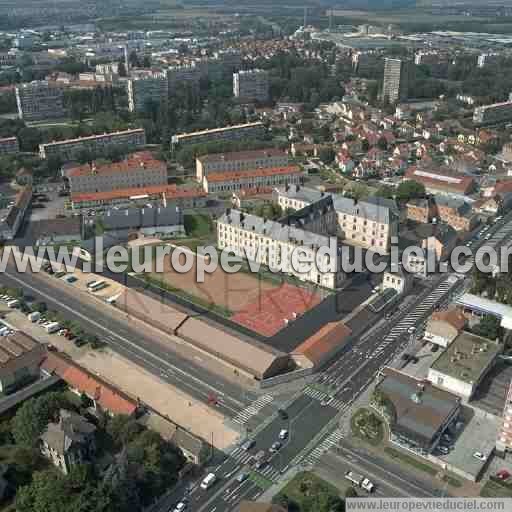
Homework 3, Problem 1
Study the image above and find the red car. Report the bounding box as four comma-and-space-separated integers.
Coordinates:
496, 470, 511, 480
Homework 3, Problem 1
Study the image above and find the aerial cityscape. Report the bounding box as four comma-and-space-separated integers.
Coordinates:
2, 1, 512, 511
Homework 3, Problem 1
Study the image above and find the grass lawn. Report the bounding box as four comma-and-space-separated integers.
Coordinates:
276, 471, 342, 511
350, 408, 384, 446
184, 214, 213, 239
249, 471, 273, 491
481, 478, 512, 498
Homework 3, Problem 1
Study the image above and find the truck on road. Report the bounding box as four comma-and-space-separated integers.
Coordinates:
45, 322, 60, 334
345, 470, 374, 492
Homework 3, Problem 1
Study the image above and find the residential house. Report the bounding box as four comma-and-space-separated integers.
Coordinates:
40, 409, 96, 474
424, 308, 467, 348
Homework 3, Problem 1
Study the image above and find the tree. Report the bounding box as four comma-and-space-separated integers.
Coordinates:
396, 180, 426, 203
319, 147, 335, 165
16, 470, 70, 512
377, 136, 388, 151
361, 138, 370, 152
376, 185, 394, 199
107, 415, 143, 448
473, 315, 501, 341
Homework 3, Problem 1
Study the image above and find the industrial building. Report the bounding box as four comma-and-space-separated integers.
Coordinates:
15, 80, 66, 121
39, 128, 146, 161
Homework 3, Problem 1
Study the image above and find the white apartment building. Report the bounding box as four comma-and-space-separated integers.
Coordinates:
127, 75, 169, 113
172, 122, 265, 147
39, 128, 146, 161
233, 69, 270, 103
68, 151, 167, 194
0, 137, 19, 155
217, 209, 343, 289
15, 81, 66, 121
196, 148, 288, 181
473, 101, 512, 125
275, 186, 398, 255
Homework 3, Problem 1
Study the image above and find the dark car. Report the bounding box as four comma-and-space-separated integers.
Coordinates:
278, 409, 288, 420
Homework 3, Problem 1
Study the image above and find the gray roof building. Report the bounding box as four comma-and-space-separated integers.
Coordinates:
100, 205, 183, 232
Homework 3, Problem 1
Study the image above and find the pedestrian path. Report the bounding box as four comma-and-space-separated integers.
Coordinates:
232, 394, 273, 425
303, 387, 348, 410
379, 278, 456, 345
302, 429, 345, 466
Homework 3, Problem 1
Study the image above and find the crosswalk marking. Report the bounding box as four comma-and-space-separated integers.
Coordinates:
303, 387, 347, 410
296, 429, 344, 466
232, 395, 273, 425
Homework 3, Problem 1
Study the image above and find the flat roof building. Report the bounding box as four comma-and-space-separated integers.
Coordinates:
474, 101, 512, 125
15, 81, 65, 121
233, 69, 270, 103
0, 137, 19, 156
457, 293, 512, 330
171, 122, 266, 147
428, 331, 502, 400
39, 128, 146, 161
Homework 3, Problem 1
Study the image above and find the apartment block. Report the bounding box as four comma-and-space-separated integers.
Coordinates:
275, 186, 398, 255
0, 136, 19, 155
0, 186, 32, 240
68, 151, 167, 194
127, 75, 169, 113
0, 52, 17, 67
15, 81, 66, 121
203, 166, 303, 194
473, 101, 512, 125
167, 64, 201, 92
496, 379, 512, 454
233, 69, 270, 103
382, 58, 412, 104
171, 122, 266, 147
217, 209, 343, 289
196, 148, 288, 181
39, 128, 146, 161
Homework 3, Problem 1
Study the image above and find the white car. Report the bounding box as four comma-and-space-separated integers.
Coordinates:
279, 429, 288, 440
473, 451, 487, 461
407, 326, 416, 334
173, 502, 186, 512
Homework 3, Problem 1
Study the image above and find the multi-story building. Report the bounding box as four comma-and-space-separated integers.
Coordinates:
15, 81, 65, 121
382, 58, 411, 104
39, 128, 146, 160
40, 410, 96, 475
171, 122, 266, 147
68, 151, 167, 195
0, 186, 32, 240
477, 53, 500, 68
496, 379, 512, 455
196, 148, 288, 181
0, 51, 17, 67
95, 62, 119, 75
203, 166, 303, 194
217, 209, 343, 289
473, 101, 512, 125
167, 63, 202, 92
233, 69, 270, 103
70, 184, 206, 210
0, 136, 19, 155
404, 166, 476, 196
0, 332, 46, 394
406, 196, 478, 232
275, 186, 398, 255
127, 75, 168, 113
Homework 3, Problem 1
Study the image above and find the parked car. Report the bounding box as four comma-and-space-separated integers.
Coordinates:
173, 501, 187, 512
242, 439, 255, 451
236, 472, 249, 483
437, 446, 449, 455
270, 441, 282, 453
278, 409, 288, 420
496, 470, 511, 480
279, 429, 288, 440
473, 451, 487, 461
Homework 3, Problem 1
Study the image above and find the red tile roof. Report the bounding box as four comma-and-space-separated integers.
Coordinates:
293, 321, 352, 366
41, 352, 138, 416
405, 166, 475, 194
71, 184, 206, 204
68, 151, 164, 177
431, 307, 466, 331
206, 166, 302, 183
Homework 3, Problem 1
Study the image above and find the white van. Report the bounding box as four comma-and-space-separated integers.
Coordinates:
200, 473, 217, 490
